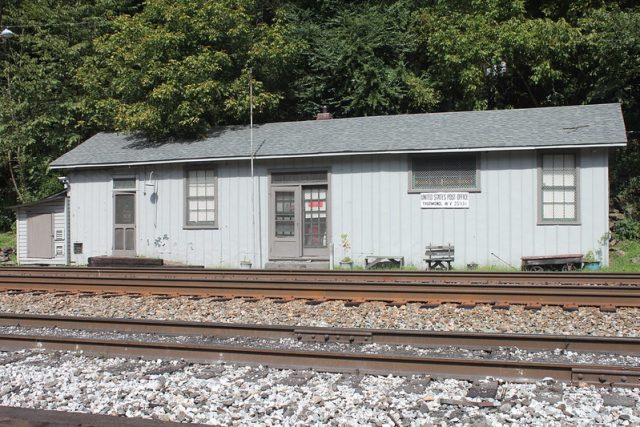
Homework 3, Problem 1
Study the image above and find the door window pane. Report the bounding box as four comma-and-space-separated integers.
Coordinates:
114, 228, 124, 250
303, 187, 327, 248
275, 191, 295, 237
125, 228, 135, 250
115, 194, 135, 224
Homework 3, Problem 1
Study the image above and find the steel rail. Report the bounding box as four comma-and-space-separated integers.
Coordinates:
0, 329, 638, 387
1, 266, 640, 285
0, 406, 196, 427
0, 313, 638, 354
0, 274, 639, 307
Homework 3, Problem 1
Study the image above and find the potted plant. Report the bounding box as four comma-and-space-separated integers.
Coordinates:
339, 233, 353, 269
582, 250, 600, 271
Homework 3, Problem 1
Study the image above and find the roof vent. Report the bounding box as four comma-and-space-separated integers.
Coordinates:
316, 106, 333, 120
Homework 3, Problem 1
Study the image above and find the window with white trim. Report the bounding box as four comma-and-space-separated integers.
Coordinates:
410, 154, 479, 191
185, 169, 217, 227
540, 153, 578, 223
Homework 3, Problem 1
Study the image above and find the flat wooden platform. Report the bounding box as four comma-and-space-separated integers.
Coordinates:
88, 256, 163, 267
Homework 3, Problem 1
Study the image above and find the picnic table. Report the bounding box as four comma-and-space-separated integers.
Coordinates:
364, 255, 405, 269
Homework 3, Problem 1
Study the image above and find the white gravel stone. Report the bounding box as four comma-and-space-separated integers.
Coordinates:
0, 349, 638, 425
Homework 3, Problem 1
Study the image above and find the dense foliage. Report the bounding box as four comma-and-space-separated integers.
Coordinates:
0, 0, 639, 230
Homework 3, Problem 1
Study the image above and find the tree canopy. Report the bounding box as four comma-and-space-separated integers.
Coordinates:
0, 0, 639, 230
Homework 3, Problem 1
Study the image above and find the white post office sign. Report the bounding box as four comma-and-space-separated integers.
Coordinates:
421, 192, 470, 209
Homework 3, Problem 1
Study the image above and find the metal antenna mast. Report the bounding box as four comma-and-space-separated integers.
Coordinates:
249, 69, 256, 268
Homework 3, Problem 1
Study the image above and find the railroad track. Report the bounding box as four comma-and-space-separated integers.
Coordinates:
0, 267, 639, 310
0, 313, 638, 387
1, 266, 640, 285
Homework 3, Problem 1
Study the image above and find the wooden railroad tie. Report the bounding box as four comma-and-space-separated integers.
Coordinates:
386, 300, 408, 307
562, 303, 579, 312
459, 301, 478, 310
420, 301, 441, 309
599, 304, 617, 313
78, 292, 97, 298
208, 297, 233, 302
344, 299, 366, 307
493, 301, 511, 310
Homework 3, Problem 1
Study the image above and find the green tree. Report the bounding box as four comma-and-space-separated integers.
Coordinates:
0, 0, 137, 228
78, 0, 305, 140
415, 0, 581, 111
291, 1, 439, 118
578, 6, 640, 129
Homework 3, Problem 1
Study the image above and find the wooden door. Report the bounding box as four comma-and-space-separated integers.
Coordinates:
27, 213, 53, 258
269, 186, 301, 259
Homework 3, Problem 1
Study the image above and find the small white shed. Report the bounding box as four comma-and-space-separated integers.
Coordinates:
13, 191, 69, 265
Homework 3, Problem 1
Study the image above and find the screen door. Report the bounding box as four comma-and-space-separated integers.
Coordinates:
113, 193, 136, 256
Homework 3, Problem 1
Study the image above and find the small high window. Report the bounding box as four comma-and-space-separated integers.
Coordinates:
113, 177, 136, 190
410, 154, 479, 192
539, 153, 578, 223
185, 168, 217, 228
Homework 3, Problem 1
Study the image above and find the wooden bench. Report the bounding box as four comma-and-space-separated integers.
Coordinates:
364, 255, 405, 270
424, 244, 454, 270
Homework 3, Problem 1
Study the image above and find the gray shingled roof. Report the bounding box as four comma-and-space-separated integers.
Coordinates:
50, 103, 627, 169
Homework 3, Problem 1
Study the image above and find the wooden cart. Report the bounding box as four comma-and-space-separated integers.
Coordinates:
521, 254, 583, 271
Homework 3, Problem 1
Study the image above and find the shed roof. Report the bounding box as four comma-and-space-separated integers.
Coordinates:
50, 103, 627, 169
10, 190, 67, 210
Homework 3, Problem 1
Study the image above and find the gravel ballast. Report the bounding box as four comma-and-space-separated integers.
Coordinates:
0, 349, 638, 426
0, 293, 638, 336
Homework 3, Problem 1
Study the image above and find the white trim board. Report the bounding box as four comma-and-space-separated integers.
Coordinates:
50, 142, 626, 170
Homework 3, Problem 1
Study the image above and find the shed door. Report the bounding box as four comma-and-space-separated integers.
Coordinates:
27, 213, 53, 258
113, 193, 136, 256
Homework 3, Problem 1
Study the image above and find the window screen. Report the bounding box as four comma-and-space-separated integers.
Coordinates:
185, 169, 216, 227
540, 153, 577, 222
411, 155, 478, 191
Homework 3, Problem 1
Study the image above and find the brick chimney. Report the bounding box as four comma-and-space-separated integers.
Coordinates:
316, 105, 333, 120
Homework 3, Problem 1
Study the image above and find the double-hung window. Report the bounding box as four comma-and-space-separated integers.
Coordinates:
185, 168, 217, 228
539, 153, 578, 223
410, 154, 479, 192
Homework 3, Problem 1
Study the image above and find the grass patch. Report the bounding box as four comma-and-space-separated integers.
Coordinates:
604, 240, 640, 272
0, 231, 16, 264
0, 232, 15, 249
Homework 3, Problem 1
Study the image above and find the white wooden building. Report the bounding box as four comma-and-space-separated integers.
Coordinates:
47, 104, 627, 269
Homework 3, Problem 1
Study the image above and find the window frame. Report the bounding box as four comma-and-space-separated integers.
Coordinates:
408, 153, 481, 193
183, 166, 218, 229
112, 176, 136, 190
537, 151, 580, 226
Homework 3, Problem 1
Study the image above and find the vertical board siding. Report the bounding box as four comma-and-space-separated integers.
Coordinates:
66, 149, 610, 268
16, 199, 67, 265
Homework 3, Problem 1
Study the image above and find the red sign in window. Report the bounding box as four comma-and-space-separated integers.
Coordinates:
306, 200, 324, 209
